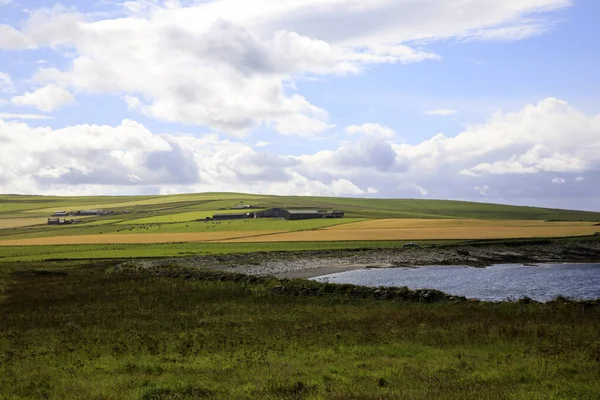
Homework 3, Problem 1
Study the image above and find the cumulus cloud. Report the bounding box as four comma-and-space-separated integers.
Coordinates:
345, 123, 396, 140
425, 109, 457, 116
1, 0, 571, 135
0, 25, 31, 49
0, 72, 14, 93
11, 84, 75, 112
0, 113, 53, 120
1, 97, 599, 210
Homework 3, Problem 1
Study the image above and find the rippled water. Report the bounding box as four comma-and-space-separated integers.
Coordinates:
311, 263, 600, 302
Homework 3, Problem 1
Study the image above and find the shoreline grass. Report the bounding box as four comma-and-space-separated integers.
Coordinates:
1, 261, 599, 399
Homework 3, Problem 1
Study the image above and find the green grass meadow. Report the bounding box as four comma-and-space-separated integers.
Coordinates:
0, 262, 599, 399
1, 194, 600, 398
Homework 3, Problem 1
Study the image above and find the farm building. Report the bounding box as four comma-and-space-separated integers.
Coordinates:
53, 211, 68, 217
283, 210, 323, 220
254, 208, 345, 220
323, 210, 345, 218
76, 209, 108, 216
211, 213, 251, 221
255, 208, 287, 218
47, 218, 81, 225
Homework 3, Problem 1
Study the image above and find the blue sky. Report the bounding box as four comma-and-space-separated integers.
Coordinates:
0, 0, 599, 210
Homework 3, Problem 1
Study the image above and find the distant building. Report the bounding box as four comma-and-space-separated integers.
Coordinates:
53, 211, 68, 217
323, 210, 345, 218
76, 210, 109, 216
48, 217, 81, 225
283, 209, 323, 220
253, 208, 345, 220
255, 208, 287, 218
231, 204, 255, 210
211, 213, 251, 221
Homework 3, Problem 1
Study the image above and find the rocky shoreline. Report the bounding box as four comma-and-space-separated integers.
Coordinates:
130, 238, 600, 279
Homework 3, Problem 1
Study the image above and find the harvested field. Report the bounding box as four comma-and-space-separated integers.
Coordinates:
221, 220, 599, 242
0, 231, 282, 246
0, 218, 49, 229
330, 218, 594, 230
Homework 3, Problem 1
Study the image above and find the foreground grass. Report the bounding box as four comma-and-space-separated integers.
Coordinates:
0, 240, 447, 262
1, 235, 599, 262
1, 262, 599, 399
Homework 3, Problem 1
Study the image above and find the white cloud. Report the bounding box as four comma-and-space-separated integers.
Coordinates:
425, 109, 458, 116
552, 177, 566, 184
0, 113, 54, 120
576, 176, 584, 182
0, 25, 31, 49
475, 185, 491, 196
0, 0, 14, 5
11, 84, 74, 112
1, 97, 600, 211
254, 141, 271, 148
1, 0, 570, 135
0, 72, 14, 93
345, 123, 396, 140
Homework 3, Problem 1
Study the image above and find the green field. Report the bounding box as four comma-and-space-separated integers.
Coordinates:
0, 261, 599, 399
1, 194, 600, 399
1, 192, 600, 261
2, 192, 600, 221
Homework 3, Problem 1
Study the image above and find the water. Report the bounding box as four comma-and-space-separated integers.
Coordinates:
311, 263, 600, 302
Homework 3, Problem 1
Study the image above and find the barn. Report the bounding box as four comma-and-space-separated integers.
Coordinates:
255, 208, 287, 218
211, 213, 251, 221
282, 209, 323, 220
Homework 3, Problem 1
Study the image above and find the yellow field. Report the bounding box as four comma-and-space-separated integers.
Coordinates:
0, 219, 597, 246
0, 218, 50, 229
0, 231, 282, 246
220, 219, 599, 243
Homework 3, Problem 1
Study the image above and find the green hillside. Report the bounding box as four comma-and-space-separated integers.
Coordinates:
1, 192, 599, 221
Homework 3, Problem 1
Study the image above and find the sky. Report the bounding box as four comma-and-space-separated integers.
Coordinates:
0, 0, 599, 210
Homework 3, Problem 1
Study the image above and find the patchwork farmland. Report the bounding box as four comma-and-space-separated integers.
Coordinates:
1, 192, 599, 260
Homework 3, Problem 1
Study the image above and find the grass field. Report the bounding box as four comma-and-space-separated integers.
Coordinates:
0, 261, 599, 399
1, 192, 600, 260
119, 210, 262, 224
1, 194, 600, 398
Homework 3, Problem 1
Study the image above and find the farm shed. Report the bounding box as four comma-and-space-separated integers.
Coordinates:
77, 210, 107, 216
256, 208, 287, 218
283, 210, 323, 220
323, 210, 345, 218
211, 213, 251, 221
53, 211, 68, 217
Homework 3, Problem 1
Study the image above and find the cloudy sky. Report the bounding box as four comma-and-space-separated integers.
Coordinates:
1, 0, 599, 210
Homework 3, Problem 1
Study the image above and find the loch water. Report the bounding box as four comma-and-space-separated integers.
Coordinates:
311, 263, 600, 302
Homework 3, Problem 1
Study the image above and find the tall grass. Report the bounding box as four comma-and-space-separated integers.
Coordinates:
1, 261, 599, 399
